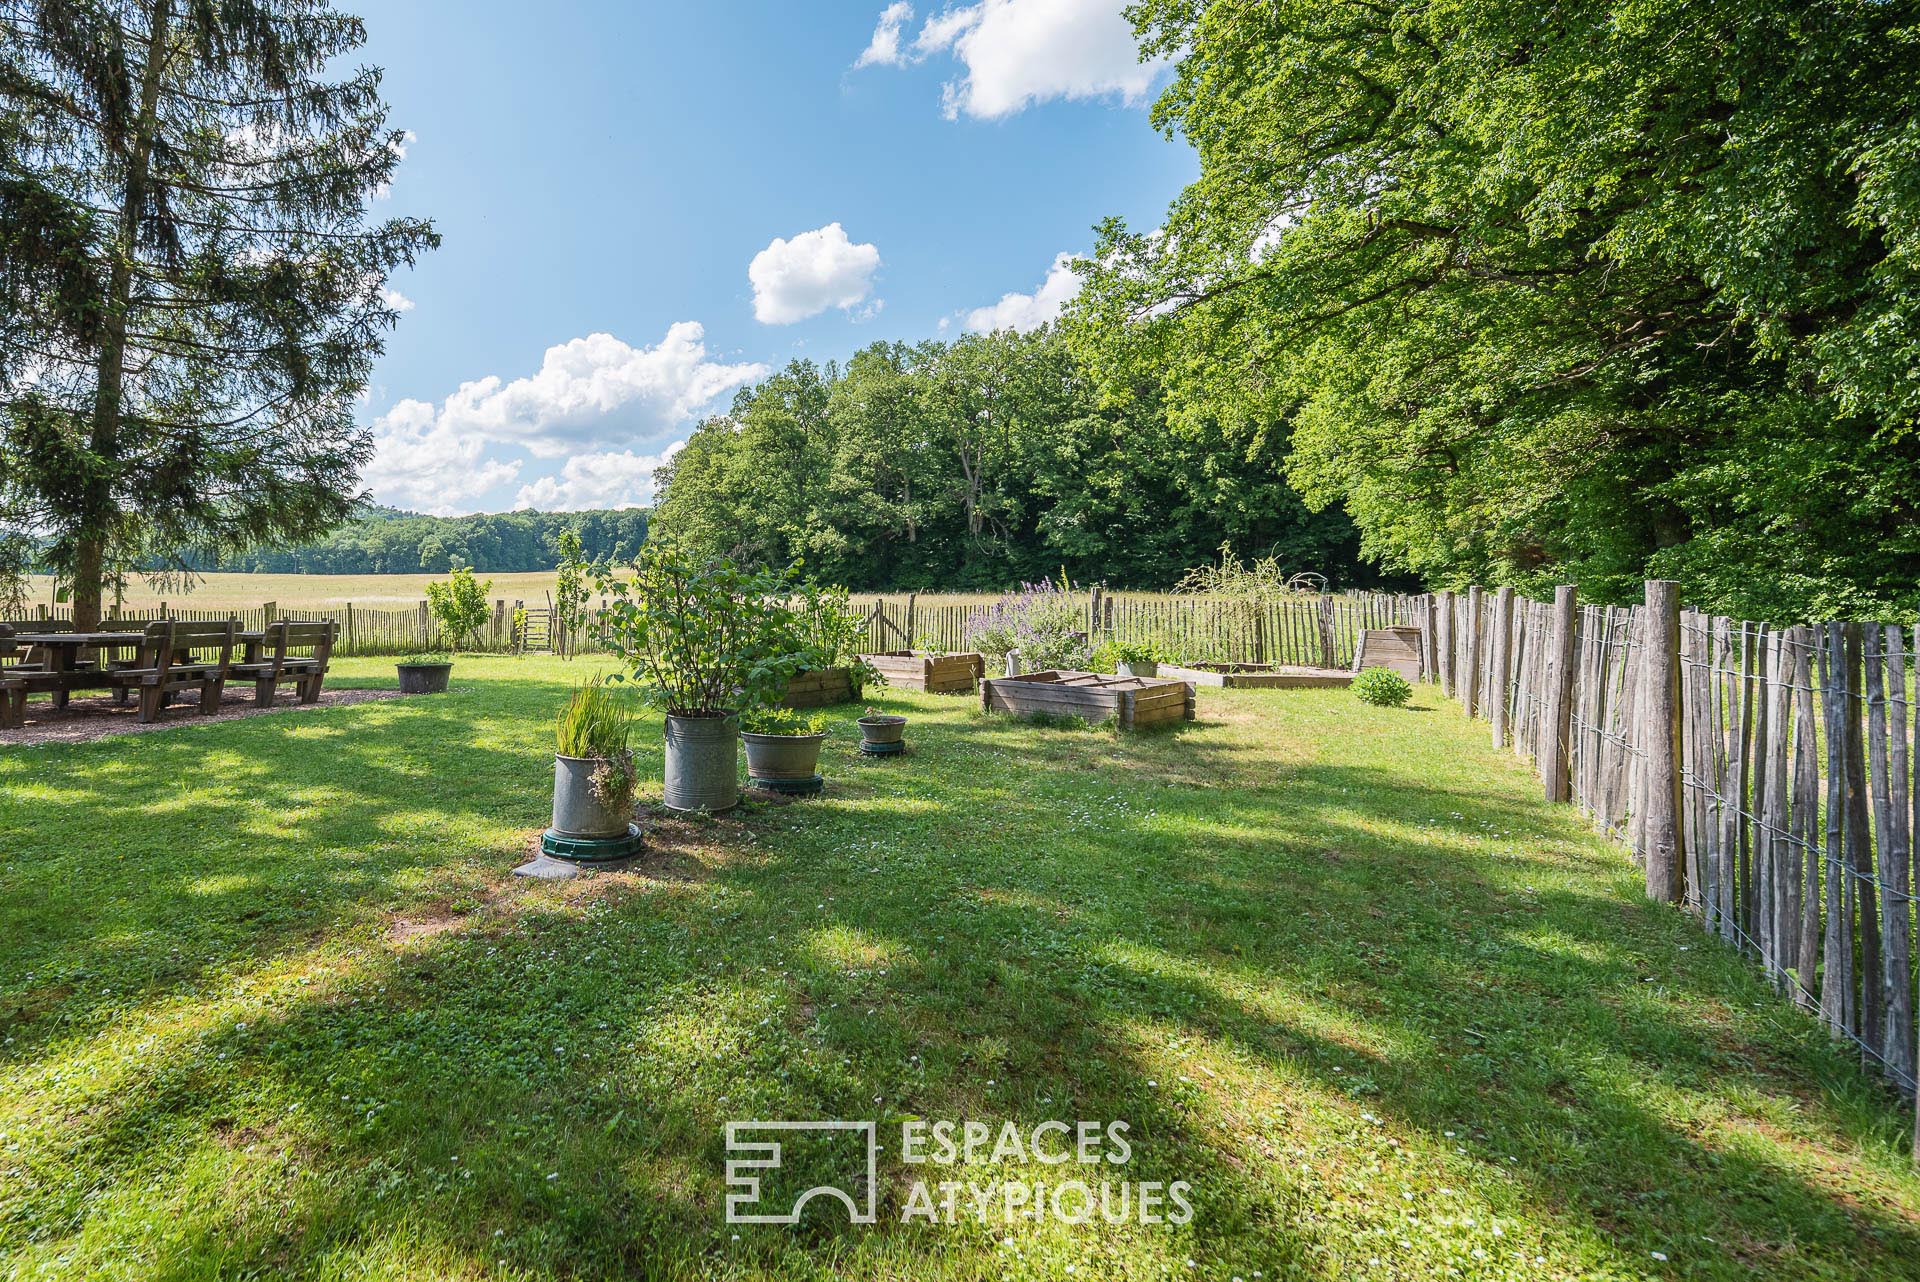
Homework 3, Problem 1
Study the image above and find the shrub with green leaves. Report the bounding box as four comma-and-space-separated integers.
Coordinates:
1352, 667, 1414, 708
424, 566, 494, 650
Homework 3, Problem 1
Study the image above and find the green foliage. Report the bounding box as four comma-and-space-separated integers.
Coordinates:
1109, 640, 1162, 665
396, 650, 451, 666
552, 527, 591, 660
555, 676, 634, 759
424, 567, 493, 650
783, 580, 884, 695
648, 331, 1377, 591
192, 506, 649, 576
739, 707, 828, 737
1072, 0, 1920, 619
595, 542, 800, 717
1353, 669, 1415, 709
965, 579, 1092, 671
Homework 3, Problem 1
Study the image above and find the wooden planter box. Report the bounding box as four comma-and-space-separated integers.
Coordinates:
1353, 626, 1423, 680
1158, 661, 1354, 690
859, 650, 985, 694
779, 666, 857, 709
980, 669, 1195, 729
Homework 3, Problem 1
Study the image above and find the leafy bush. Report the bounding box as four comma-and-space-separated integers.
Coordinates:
1111, 640, 1161, 664
784, 581, 884, 694
397, 650, 451, 666
595, 542, 800, 717
424, 566, 494, 650
741, 707, 828, 736
1352, 668, 1414, 708
965, 579, 1091, 671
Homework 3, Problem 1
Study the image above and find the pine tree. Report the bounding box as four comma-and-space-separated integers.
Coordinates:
0, 0, 437, 625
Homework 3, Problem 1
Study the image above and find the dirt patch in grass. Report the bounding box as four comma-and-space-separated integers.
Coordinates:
0, 687, 406, 745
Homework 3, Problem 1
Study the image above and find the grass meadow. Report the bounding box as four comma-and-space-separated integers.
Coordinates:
3, 657, 1918, 1279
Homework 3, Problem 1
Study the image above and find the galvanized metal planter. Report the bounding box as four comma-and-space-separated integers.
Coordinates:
857, 714, 906, 756
663, 712, 739, 812
742, 730, 827, 781
542, 753, 644, 862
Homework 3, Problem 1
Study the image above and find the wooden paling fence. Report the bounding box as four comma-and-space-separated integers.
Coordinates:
854, 590, 1421, 668
37, 598, 529, 657
1409, 582, 1920, 1149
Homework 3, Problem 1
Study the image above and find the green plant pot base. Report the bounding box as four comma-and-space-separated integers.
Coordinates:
858, 740, 906, 757
749, 773, 825, 796
540, 823, 645, 862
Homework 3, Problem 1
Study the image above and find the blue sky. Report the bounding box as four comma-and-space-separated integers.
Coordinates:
355, 0, 1196, 515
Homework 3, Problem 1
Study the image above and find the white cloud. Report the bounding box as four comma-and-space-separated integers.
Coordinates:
362, 397, 521, 516
362, 324, 767, 514
749, 223, 882, 325
963, 251, 1082, 331
513, 444, 681, 512
380, 287, 415, 313
855, 2, 915, 67
429, 324, 766, 458
855, 1, 1163, 119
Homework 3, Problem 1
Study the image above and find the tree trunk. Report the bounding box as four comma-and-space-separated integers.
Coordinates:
74, 0, 171, 629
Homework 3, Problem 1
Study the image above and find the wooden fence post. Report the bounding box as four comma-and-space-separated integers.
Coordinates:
1437, 590, 1456, 697
262, 600, 277, 625
1464, 586, 1484, 719
1540, 585, 1578, 803
1642, 580, 1685, 903
1490, 586, 1514, 748
418, 600, 430, 645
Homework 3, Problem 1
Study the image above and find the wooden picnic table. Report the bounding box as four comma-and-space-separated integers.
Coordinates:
10, 630, 267, 708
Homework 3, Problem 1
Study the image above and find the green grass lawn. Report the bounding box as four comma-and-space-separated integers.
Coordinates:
3, 657, 1917, 1280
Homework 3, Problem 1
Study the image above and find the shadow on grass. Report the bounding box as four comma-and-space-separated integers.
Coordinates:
3, 676, 1918, 1278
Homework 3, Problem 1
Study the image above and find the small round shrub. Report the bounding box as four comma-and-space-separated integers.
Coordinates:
1352, 668, 1414, 708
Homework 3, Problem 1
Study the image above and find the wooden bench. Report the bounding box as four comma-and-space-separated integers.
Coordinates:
0, 623, 56, 728
231, 619, 336, 707
107, 620, 237, 722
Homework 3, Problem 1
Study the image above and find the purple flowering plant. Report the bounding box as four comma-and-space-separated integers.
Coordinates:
965, 578, 1091, 671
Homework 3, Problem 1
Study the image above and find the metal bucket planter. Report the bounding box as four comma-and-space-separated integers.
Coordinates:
742, 730, 827, 796
1119, 659, 1159, 678
857, 714, 906, 757
663, 712, 739, 812
543, 753, 644, 861
396, 661, 452, 694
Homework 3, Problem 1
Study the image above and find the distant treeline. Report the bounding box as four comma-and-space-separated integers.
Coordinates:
197, 506, 649, 574
650, 327, 1393, 591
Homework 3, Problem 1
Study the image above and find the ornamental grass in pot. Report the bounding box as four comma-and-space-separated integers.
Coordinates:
550, 676, 639, 851
596, 543, 799, 813
395, 648, 454, 694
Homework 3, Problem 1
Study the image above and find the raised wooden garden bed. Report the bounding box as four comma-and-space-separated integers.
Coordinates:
980, 670, 1195, 728
1353, 626, 1423, 680
1157, 661, 1354, 690
858, 650, 985, 694
778, 667, 856, 709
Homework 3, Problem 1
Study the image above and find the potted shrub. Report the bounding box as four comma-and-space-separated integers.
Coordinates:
596, 542, 797, 813
1110, 641, 1160, 678
395, 648, 454, 694
545, 676, 643, 860
857, 706, 907, 757
741, 707, 829, 796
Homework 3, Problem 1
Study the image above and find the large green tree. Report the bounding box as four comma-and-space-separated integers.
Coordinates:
0, 0, 435, 625
1072, 0, 1920, 618
649, 328, 1375, 590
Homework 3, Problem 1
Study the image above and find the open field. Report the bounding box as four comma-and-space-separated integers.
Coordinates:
21, 573, 1016, 614
3, 657, 1917, 1279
